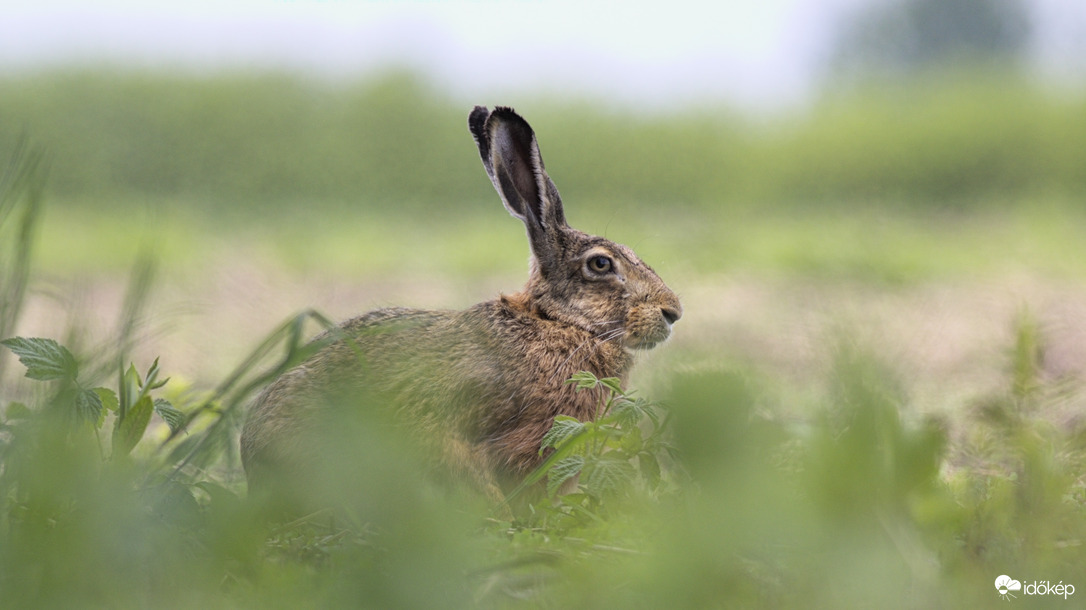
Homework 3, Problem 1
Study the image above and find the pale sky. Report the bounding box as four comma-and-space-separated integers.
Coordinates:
1, 1, 1083, 111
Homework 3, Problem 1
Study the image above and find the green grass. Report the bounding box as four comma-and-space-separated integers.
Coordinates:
1, 68, 1083, 214
33, 196, 1086, 283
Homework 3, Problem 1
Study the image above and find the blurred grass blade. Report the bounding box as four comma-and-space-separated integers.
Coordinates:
0, 138, 46, 380
115, 248, 158, 368
154, 309, 340, 483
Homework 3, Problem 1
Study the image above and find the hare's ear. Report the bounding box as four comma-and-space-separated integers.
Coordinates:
469, 106, 568, 248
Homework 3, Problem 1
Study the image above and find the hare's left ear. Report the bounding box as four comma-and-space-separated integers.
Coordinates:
469, 106, 568, 252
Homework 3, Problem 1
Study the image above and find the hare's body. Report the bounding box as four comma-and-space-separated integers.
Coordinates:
241, 107, 680, 505
242, 298, 630, 499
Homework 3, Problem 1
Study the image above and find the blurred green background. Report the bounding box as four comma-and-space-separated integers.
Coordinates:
2, 0, 1086, 607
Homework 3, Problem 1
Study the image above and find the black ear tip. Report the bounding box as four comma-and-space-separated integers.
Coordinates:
489, 106, 522, 123
486, 107, 536, 141
469, 106, 490, 140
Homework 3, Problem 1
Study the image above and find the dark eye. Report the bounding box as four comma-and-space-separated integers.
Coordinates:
587, 255, 613, 274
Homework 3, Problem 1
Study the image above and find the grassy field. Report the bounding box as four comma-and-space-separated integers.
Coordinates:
2, 70, 1086, 608
26, 195, 1086, 280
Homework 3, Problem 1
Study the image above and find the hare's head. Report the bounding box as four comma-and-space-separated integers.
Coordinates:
469, 106, 681, 351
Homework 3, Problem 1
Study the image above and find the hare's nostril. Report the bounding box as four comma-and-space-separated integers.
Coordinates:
661, 307, 681, 325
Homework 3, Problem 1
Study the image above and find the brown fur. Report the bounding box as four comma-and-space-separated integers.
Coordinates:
240, 106, 681, 505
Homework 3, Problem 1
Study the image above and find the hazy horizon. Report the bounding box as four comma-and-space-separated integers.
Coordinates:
2, 0, 1084, 112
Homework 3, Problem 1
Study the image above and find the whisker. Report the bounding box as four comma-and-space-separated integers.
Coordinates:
599, 328, 627, 345
548, 333, 599, 383
547, 325, 628, 384
599, 327, 626, 340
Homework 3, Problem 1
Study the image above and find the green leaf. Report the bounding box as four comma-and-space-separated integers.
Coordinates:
566, 370, 600, 390
539, 415, 588, 455
127, 362, 143, 388
195, 481, 241, 505
154, 398, 186, 433
582, 454, 636, 497
75, 388, 105, 428
619, 423, 644, 455
112, 394, 154, 458
1, 337, 78, 381
145, 357, 170, 390
509, 417, 595, 501
153, 481, 201, 526
4, 402, 32, 420
119, 363, 142, 417
94, 388, 119, 413
546, 455, 585, 496
661, 441, 682, 463
638, 452, 662, 488
598, 376, 624, 396
610, 396, 661, 429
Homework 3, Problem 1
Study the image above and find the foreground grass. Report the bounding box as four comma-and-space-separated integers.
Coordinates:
2, 319, 1083, 608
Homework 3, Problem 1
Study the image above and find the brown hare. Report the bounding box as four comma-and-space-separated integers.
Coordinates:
240, 106, 681, 507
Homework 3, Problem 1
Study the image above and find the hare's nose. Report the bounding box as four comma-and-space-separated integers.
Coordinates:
661, 307, 682, 326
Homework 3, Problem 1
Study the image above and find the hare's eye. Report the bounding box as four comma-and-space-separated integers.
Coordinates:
587, 255, 613, 274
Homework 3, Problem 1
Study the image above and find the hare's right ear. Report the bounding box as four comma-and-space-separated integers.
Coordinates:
469, 106, 568, 255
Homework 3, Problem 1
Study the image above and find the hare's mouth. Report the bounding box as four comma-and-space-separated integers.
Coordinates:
625, 327, 671, 350
621, 303, 679, 350
628, 338, 664, 351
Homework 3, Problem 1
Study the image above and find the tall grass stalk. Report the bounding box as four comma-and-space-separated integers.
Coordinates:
0, 137, 45, 381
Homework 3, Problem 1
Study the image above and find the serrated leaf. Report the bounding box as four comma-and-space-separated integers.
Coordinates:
598, 376, 624, 396
566, 370, 600, 390
539, 415, 588, 455
546, 455, 585, 496
619, 423, 644, 454
1, 337, 78, 381
93, 386, 119, 425
609, 396, 661, 429
154, 398, 186, 433
75, 388, 104, 428
582, 454, 636, 497
112, 394, 153, 458
94, 388, 119, 412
